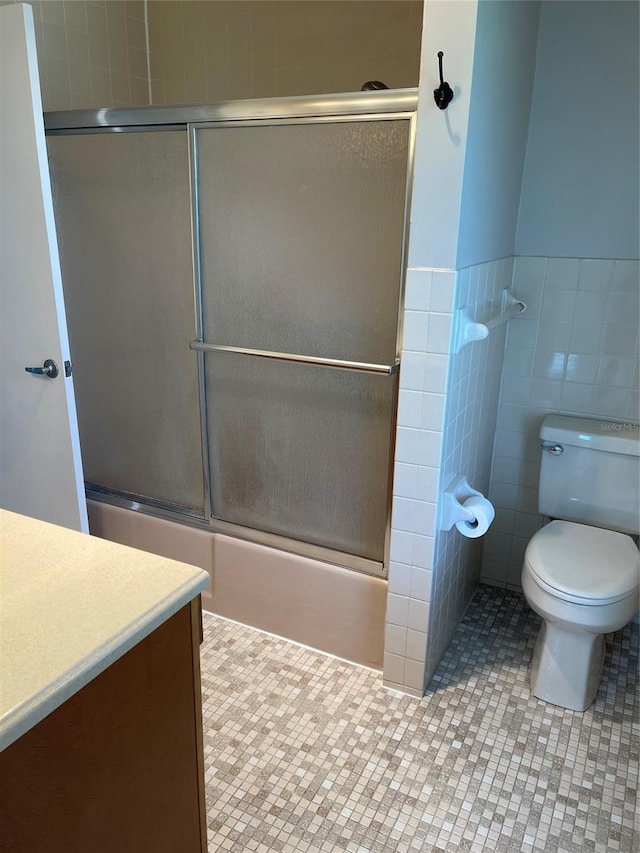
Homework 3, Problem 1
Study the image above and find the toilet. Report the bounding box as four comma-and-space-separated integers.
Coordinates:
521, 414, 639, 712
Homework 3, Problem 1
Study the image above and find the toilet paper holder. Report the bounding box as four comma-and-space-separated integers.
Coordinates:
441, 475, 484, 531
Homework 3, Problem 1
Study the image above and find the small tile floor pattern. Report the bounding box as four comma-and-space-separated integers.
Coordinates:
200, 586, 639, 853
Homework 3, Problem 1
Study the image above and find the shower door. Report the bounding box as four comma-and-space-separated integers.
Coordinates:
47, 130, 205, 515
192, 116, 411, 572
44, 93, 415, 577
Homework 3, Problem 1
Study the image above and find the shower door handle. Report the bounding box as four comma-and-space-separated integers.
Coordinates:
25, 358, 59, 378
189, 341, 400, 376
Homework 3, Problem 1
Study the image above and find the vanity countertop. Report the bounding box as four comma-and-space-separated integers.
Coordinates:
0, 509, 209, 751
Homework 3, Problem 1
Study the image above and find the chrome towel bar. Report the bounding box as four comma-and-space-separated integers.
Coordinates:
189, 341, 400, 376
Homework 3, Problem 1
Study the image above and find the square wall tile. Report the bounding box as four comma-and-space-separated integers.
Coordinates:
577, 258, 615, 291
385, 593, 409, 628
404, 268, 432, 311
429, 270, 456, 313
382, 652, 405, 685
387, 561, 412, 596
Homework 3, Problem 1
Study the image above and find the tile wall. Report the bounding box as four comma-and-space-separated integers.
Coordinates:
384, 266, 455, 696
16, 0, 150, 111
384, 258, 514, 694
11, 0, 423, 113
147, 0, 422, 104
424, 258, 515, 685
482, 257, 640, 589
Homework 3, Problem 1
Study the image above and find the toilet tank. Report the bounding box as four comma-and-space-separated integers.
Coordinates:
538, 415, 640, 535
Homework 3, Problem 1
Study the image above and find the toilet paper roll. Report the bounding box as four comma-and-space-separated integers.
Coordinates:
455, 495, 495, 538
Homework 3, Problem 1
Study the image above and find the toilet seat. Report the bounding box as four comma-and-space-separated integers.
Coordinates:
525, 521, 639, 606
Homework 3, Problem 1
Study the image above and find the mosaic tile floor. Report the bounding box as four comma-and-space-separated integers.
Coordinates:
200, 586, 639, 853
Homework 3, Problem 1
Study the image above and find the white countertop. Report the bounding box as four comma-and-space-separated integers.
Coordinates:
0, 509, 210, 751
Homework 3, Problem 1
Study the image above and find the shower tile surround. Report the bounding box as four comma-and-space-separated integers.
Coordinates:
386, 259, 513, 695
147, 0, 423, 103
481, 257, 640, 591
13, 0, 422, 112
7, 0, 150, 110
200, 585, 639, 853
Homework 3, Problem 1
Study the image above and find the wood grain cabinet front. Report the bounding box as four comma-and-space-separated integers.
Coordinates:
0, 599, 207, 853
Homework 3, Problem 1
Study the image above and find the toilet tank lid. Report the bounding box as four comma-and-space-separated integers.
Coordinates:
540, 415, 640, 456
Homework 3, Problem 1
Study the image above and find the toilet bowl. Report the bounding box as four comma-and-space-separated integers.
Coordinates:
522, 520, 639, 711
520, 414, 640, 711
521, 414, 640, 710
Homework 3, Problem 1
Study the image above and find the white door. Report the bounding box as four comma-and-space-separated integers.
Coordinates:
0, 3, 88, 532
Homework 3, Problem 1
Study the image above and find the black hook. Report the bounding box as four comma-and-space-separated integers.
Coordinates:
434, 51, 454, 110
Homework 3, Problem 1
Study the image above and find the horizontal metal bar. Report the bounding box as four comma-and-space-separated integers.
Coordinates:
44, 89, 418, 132
46, 124, 186, 137
189, 341, 400, 376
85, 483, 206, 522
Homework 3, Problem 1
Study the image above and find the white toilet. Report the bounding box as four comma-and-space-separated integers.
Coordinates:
521, 414, 639, 712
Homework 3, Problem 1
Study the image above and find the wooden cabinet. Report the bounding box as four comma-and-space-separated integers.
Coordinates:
0, 599, 207, 853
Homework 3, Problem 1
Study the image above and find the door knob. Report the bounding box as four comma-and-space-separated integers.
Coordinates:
25, 358, 59, 379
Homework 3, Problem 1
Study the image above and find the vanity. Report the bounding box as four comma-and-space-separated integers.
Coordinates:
0, 510, 210, 852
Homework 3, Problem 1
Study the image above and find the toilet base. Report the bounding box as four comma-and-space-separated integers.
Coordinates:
529, 621, 604, 712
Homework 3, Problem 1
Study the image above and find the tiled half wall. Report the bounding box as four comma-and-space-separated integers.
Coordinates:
482, 257, 640, 590
384, 258, 514, 695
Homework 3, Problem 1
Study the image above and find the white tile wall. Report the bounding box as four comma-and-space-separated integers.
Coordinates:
424, 258, 515, 687
482, 257, 640, 589
384, 258, 514, 694
384, 266, 454, 696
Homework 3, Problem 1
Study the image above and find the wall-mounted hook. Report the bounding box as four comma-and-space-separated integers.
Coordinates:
433, 51, 454, 110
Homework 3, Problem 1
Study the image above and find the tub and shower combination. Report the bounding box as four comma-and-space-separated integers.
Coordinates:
45, 90, 417, 668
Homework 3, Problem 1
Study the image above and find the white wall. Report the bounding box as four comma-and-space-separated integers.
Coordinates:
516, 1, 640, 259
457, 0, 540, 268
407, 0, 478, 271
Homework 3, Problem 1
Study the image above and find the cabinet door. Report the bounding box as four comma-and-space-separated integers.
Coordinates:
0, 603, 207, 852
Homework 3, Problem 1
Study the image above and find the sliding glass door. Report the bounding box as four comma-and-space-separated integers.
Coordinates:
48, 130, 204, 514
46, 93, 415, 574
193, 118, 410, 564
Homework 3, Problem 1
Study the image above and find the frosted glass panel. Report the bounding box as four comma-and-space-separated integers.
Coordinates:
197, 119, 409, 363
206, 354, 394, 561
48, 131, 204, 512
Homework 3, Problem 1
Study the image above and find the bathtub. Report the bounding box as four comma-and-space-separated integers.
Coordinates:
87, 500, 387, 669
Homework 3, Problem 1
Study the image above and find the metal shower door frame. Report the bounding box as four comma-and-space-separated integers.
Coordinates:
44, 91, 417, 578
